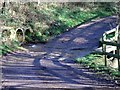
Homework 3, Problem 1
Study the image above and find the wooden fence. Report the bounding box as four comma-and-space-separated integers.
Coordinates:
97, 25, 120, 71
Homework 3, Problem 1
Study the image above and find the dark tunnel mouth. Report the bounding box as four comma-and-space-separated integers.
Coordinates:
25, 29, 31, 36
25, 29, 32, 42
16, 29, 24, 43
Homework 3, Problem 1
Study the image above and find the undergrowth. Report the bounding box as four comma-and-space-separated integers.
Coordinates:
1, 3, 113, 42
0, 3, 114, 55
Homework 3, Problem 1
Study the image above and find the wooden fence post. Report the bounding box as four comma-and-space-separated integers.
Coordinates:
117, 25, 120, 71
102, 33, 107, 66
117, 12, 120, 71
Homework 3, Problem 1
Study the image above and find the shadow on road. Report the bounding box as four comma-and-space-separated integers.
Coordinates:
2, 16, 118, 89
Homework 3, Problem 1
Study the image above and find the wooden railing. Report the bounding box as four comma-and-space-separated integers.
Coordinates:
98, 25, 120, 71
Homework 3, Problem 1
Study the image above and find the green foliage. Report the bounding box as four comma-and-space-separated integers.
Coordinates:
0, 3, 115, 55
111, 71, 120, 77
75, 53, 120, 81
106, 32, 115, 40
0, 3, 114, 44
0, 40, 19, 55
76, 54, 103, 67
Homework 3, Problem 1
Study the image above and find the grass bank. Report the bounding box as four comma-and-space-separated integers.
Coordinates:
75, 53, 120, 84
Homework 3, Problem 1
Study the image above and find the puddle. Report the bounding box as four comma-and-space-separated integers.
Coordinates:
29, 44, 37, 48
22, 43, 45, 52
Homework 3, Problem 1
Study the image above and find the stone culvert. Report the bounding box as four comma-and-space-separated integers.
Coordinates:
1, 26, 33, 45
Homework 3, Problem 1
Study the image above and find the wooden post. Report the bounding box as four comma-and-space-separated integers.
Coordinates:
118, 12, 120, 71
102, 33, 107, 66
115, 25, 119, 41
117, 46, 120, 71
117, 25, 120, 71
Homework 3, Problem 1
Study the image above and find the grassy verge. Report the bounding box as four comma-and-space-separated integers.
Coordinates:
75, 53, 120, 84
0, 41, 28, 55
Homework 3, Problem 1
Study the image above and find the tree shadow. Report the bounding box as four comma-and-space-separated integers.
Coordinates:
46, 16, 117, 50
2, 16, 118, 89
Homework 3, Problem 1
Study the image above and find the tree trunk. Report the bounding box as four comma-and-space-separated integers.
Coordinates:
1, 2, 6, 14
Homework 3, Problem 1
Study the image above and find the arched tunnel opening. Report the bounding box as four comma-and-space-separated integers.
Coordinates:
16, 29, 24, 44
25, 29, 33, 43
